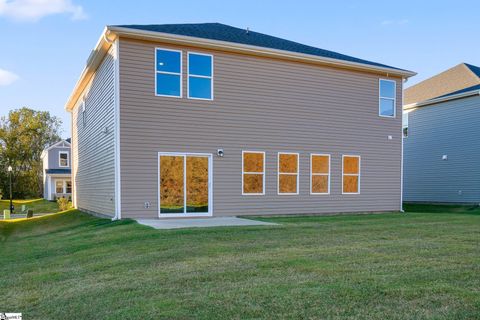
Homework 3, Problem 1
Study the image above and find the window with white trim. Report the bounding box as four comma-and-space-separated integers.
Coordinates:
242, 151, 265, 195
55, 179, 72, 194
342, 155, 360, 194
379, 79, 396, 117
188, 52, 213, 100
278, 152, 299, 195
59, 151, 69, 167
310, 154, 330, 194
155, 48, 182, 97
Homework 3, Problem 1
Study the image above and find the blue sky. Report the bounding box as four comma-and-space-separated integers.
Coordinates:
1, 0, 479, 137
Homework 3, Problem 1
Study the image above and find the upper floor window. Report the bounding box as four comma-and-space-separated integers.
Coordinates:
188, 53, 213, 100
379, 79, 396, 117
59, 151, 69, 167
155, 48, 182, 97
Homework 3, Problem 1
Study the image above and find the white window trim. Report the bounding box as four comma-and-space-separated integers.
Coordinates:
242, 151, 265, 196
55, 179, 72, 194
157, 152, 213, 218
59, 151, 69, 168
342, 155, 361, 195
379, 79, 396, 118
155, 47, 183, 98
310, 153, 330, 195
187, 52, 214, 101
277, 152, 299, 195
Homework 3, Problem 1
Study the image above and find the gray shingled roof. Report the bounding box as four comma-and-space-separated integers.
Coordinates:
114, 23, 408, 72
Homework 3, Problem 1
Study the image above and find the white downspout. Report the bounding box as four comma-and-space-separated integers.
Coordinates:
400, 77, 407, 213
108, 34, 122, 221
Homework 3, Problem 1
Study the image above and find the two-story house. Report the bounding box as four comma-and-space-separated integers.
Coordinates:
41, 139, 72, 201
403, 63, 480, 203
65, 23, 415, 219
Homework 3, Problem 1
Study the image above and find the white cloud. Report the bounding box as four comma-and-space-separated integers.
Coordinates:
0, 68, 19, 86
382, 19, 409, 26
0, 0, 87, 22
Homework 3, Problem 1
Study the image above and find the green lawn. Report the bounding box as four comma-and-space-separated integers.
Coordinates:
0, 198, 59, 214
0, 207, 479, 319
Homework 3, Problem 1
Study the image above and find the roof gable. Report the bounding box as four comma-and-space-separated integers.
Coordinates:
41, 139, 71, 157
114, 23, 409, 72
465, 63, 480, 78
405, 63, 480, 105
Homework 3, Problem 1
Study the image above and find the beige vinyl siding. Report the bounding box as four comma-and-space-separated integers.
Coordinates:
119, 38, 403, 218
71, 46, 116, 216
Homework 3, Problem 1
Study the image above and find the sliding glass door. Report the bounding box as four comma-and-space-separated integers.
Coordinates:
159, 153, 212, 217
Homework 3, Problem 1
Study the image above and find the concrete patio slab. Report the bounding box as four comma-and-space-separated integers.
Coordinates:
136, 217, 277, 230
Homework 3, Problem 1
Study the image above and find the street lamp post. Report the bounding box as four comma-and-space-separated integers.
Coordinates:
7, 165, 13, 214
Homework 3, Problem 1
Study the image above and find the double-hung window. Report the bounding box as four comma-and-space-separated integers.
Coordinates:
379, 79, 396, 117
278, 153, 299, 195
342, 155, 360, 194
242, 151, 265, 195
59, 151, 69, 167
188, 53, 213, 100
155, 48, 182, 97
310, 154, 330, 194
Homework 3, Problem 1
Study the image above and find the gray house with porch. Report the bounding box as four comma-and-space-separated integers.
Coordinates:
41, 139, 72, 201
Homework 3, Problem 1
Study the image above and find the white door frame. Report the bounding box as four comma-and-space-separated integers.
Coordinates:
157, 152, 213, 218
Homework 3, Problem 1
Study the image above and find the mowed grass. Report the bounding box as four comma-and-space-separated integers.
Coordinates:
0, 198, 59, 214
1, 207, 479, 319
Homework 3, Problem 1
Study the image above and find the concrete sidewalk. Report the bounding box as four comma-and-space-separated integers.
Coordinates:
136, 217, 277, 230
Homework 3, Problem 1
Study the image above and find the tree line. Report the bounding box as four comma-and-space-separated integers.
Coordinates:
0, 107, 62, 199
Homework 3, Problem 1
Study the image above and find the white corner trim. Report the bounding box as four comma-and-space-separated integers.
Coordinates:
113, 39, 122, 220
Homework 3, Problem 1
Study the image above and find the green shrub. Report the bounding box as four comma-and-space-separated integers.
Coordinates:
57, 197, 72, 211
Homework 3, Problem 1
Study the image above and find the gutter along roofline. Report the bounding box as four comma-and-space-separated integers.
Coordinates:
65, 26, 416, 112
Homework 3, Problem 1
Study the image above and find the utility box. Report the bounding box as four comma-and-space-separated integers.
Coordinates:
3, 209, 10, 220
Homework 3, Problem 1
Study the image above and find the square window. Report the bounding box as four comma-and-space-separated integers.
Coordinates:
189, 77, 212, 100
156, 73, 181, 97
188, 54, 212, 76
380, 98, 395, 117
156, 49, 181, 73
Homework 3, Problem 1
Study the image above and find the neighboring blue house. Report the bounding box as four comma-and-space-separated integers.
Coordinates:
41, 139, 72, 201
403, 63, 480, 203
